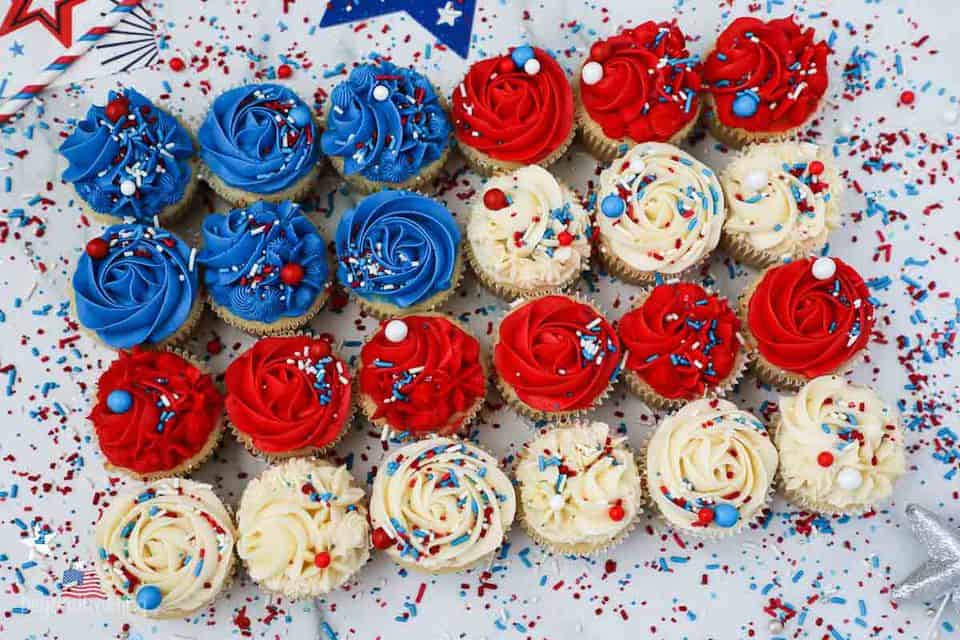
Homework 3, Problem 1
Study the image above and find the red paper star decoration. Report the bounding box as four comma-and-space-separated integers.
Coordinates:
0, 0, 89, 48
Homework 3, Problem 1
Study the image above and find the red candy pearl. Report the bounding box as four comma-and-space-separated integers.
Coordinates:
104, 97, 129, 122
608, 503, 625, 522
900, 90, 915, 105
557, 231, 574, 246
497, 57, 515, 74
277, 64, 293, 79
817, 451, 835, 467
169, 57, 185, 72
697, 508, 714, 525
280, 263, 305, 285
371, 527, 394, 550
808, 160, 825, 176
85, 238, 109, 259
314, 551, 331, 568
590, 41, 612, 63
483, 188, 509, 211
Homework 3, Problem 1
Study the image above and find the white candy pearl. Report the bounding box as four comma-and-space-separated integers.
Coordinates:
549, 494, 565, 511
384, 319, 408, 343
524, 58, 541, 75
743, 169, 768, 192
837, 467, 863, 491
944, 109, 959, 124
811, 256, 837, 280
372, 84, 390, 102
768, 619, 784, 633
581, 61, 604, 86
119, 180, 136, 196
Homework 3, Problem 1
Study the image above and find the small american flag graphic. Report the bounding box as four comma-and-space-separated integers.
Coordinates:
61, 569, 107, 600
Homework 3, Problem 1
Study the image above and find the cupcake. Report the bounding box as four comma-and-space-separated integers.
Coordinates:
645, 398, 779, 536
335, 190, 462, 318
741, 256, 875, 390
237, 458, 370, 597
619, 282, 746, 410
516, 421, 642, 555
577, 21, 703, 161
89, 348, 225, 479
59, 88, 198, 225
357, 314, 486, 437
776, 376, 906, 514
322, 60, 452, 194
72, 224, 202, 349
703, 17, 831, 147
198, 200, 330, 335
493, 295, 622, 420
94, 478, 236, 618
224, 336, 353, 458
369, 437, 515, 573
451, 45, 575, 176
198, 84, 319, 206
720, 141, 842, 267
466, 165, 591, 299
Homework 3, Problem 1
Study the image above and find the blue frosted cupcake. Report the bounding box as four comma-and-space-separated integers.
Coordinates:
73, 224, 203, 349
335, 190, 462, 318
322, 61, 451, 194
59, 89, 199, 225
199, 84, 320, 206
198, 200, 330, 334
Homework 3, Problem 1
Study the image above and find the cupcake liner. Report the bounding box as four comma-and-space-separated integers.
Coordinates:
347, 251, 465, 320
596, 234, 712, 286
209, 282, 331, 336
702, 91, 818, 150
718, 230, 794, 270
201, 164, 320, 208
457, 122, 576, 178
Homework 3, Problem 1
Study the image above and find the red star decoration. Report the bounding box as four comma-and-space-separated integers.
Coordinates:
0, 0, 89, 48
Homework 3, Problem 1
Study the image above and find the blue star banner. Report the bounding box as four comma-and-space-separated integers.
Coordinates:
320, 0, 477, 58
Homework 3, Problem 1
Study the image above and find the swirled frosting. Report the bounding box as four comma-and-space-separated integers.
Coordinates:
746, 257, 875, 378
198, 200, 329, 324
321, 61, 451, 183
359, 315, 485, 435
60, 88, 195, 222
452, 46, 574, 164
237, 458, 369, 596
646, 399, 778, 532
597, 142, 724, 275
199, 84, 318, 193
370, 438, 515, 572
721, 142, 841, 260
516, 422, 642, 550
467, 166, 591, 292
704, 17, 830, 133
777, 376, 906, 512
90, 349, 224, 476
73, 224, 199, 349
336, 190, 460, 309
579, 21, 702, 143
225, 337, 352, 454
95, 479, 235, 618
494, 295, 622, 414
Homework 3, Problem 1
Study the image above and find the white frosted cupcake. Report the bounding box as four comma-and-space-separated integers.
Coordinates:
776, 376, 906, 515
646, 399, 779, 537
467, 165, 591, 299
369, 437, 515, 573
720, 141, 842, 268
516, 421, 642, 555
237, 458, 370, 598
596, 142, 725, 283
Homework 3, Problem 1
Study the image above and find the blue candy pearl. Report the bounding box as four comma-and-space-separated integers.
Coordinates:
136, 585, 163, 611
289, 104, 311, 128
511, 45, 536, 70
713, 503, 740, 528
600, 194, 626, 218
106, 389, 133, 414
732, 92, 759, 118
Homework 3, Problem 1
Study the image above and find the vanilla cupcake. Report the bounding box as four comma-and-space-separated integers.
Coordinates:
516, 422, 642, 555
596, 142, 724, 284
646, 399, 778, 537
776, 376, 906, 515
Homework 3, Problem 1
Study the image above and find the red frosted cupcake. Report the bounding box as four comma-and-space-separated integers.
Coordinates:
741, 256, 875, 390
577, 21, 703, 160
703, 16, 831, 147
225, 336, 353, 458
90, 348, 224, 479
619, 283, 747, 410
357, 314, 487, 437
493, 295, 622, 419
452, 45, 574, 176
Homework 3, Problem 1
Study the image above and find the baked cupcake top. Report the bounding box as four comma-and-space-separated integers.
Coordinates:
597, 142, 724, 275
321, 61, 451, 184
516, 422, 642, 550
746, 257, 874, 378
336, 190, 460, 309
95, 479, 235, 618
198, 200, 329, 324
237, 458, 369, 597
370, 438, 515, 572
90, 349, 223, 476
646, 399, 778, 533
452, 45, 574, 165
494, 295, 622, 414
225, 336, 352, 454
59, 88, 195, 223
467, 166, 591, 292
198, 83, 318, 193
579, 21, 702, 143
359, 316, 485, 435
721, 141, 841, 261
620, 283, 742, 401
703, 16, 830, 133
777, 376, 906, 512
73, 224, 199, 349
